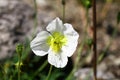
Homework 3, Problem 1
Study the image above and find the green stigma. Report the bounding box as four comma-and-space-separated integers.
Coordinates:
47, 32, 67, 53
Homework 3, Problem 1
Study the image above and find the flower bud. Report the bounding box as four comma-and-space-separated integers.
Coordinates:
16, 43, 24, 57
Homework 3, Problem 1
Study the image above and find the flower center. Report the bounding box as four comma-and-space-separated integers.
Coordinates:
47, 32, 67, 53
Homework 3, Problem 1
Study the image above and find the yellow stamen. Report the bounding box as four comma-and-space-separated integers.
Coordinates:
47, 32, 67, 53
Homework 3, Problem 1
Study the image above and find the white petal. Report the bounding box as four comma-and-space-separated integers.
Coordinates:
62, 23, 79, 57
46, 17, 64, 33
48, 50, 68, 68
30, 31, 50, 56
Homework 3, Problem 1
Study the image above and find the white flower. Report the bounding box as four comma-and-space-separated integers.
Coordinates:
30, 17, 79, 68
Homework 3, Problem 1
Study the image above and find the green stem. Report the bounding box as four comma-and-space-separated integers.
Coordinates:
33, 0, 37, 28
18, 55, 21, 80
32, 0, 38, 38
45, 65, 53, 80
